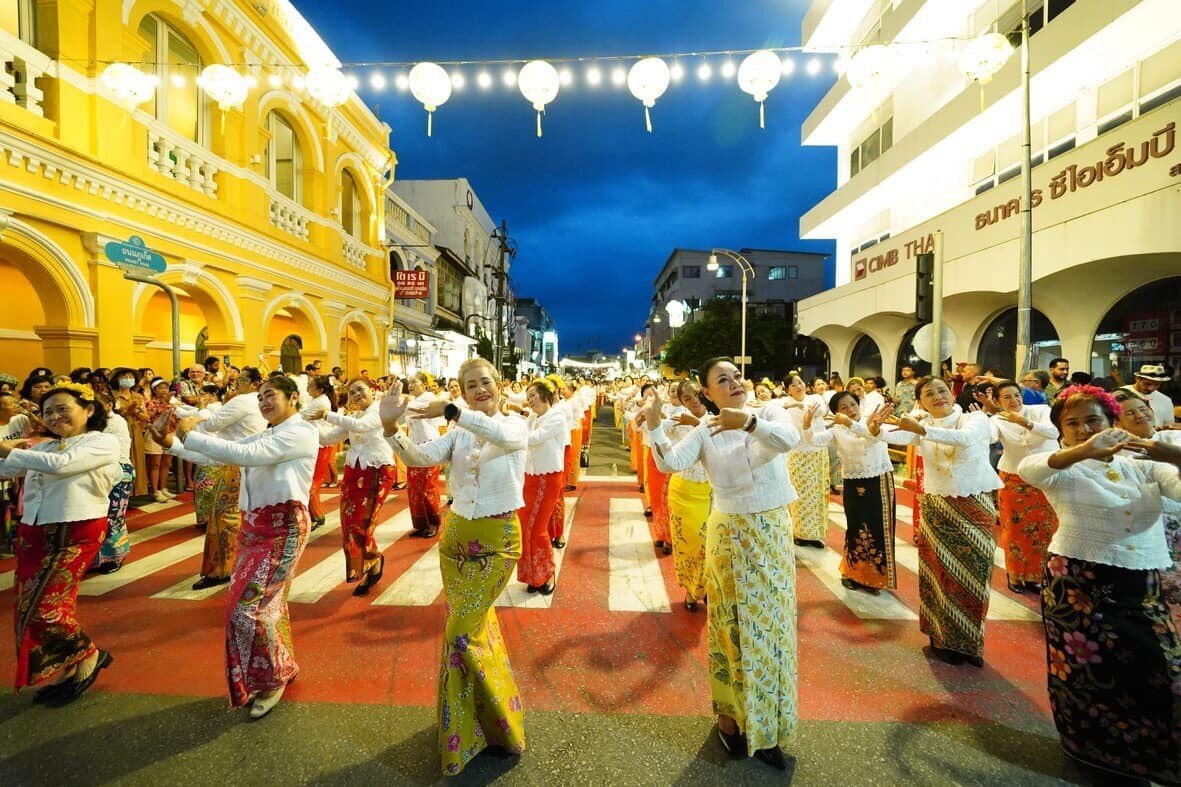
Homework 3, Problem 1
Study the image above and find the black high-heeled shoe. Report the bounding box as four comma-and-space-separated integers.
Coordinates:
716, 725, 747, 758
754, 746, 788, 771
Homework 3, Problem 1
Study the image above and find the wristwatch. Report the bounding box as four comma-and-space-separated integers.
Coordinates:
444, 403, 460, 423
743, 414, 757, 433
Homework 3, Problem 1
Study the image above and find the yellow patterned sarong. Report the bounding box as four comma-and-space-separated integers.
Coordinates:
707, 506, 798, 755
668, 475, 710, 602
787, 450, 830, 541
438, 511, 526, 775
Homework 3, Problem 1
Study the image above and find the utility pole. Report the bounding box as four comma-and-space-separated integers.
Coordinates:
1015, 0, 1034, 375
493, 219, 511, 375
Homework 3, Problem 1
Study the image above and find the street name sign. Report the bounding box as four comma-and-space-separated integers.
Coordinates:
104, 236, 167, 274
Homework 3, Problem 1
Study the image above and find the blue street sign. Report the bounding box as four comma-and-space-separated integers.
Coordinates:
104, 236, 167, 274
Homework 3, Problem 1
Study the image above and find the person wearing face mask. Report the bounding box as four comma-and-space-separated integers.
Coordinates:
646, 357, 800, 771
167, 368, 267, 590
108, 368, 149, 497
307, 378, 395, 594
400, 372, 446, 538
0, 383, 121, 704
664, 380, 712, 611
980, 380, 1060, 594
151, 376, 318, 720
380, 358, 528, 776
1018, 385, 1181, 784
802, 391, 899, 595
1114, 388, 1181, 630
515, 378, 566, 594
874, 377, 1002, 668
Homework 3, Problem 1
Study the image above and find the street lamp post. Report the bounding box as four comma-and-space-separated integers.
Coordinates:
706, 249, 755, 377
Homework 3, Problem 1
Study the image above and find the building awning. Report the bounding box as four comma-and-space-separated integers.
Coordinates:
441, 330, 477, 347
391, 321, 444, 340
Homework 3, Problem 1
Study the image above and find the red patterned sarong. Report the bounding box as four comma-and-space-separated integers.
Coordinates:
340, 463, 397, 581
308, 445, 336, 522
997, 470, 1058, 584
13, 518, 106, 690
566, 428, 583, 487
407, 465, 443, 533
644, 445, 670, 543
519, 472, 562, 585
226, 500, 309, 707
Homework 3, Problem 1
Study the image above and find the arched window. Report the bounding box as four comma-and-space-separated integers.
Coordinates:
977, 308, 1061, 378
340, 169, 361, 238
8, 0, 37, 44
849, 334, 882, 379
265, 111, 301, 202
138, 14, 204, 142
1091, 276, 1181, 383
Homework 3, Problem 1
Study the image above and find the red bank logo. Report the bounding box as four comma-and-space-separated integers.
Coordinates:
854, 259, 867, 281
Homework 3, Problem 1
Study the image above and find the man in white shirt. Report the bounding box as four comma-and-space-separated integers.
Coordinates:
1122, 364, 1175, 429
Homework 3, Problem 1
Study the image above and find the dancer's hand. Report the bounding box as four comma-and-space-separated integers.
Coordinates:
1078, 428, 1133, 460
995, 410, 1031, 429
0, 439, 31, 458
644, 390, 663, 430
379, 380, 408, 434
709, 408, 749, 436
675, 412, 700, 427
1124, 438, 1181, 466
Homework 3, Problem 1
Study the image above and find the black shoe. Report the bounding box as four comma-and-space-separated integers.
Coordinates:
1006, 578, 1025, 594
192, 575, 230, 591
862, 585, 881, 596
94, 563, 120, 575
964, 654, 984, 668
841, 578, 858, 590
643, 508, 652, 518
1023, 581, 1042, 593
311, 517, 325, 531
662, 542, 673, 556
551, 539, 566, 549
539, 579, 556, 596
794, 537, 808, 547
526, 584, 541, 593
53, 650, 113, 704
829, 485, 839, 495
716, 725, 747, 758
754, 746, 788, 771
684, 599, 698, 612
924, 641, 965, 665
33, 681, 73, 704
564, 485, 576, 492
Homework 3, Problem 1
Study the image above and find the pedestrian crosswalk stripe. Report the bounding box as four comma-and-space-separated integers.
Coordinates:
289, 509, 413, 604
608, 497, 671, 613
496, 497, 578, 608
826, 505, 1039, 622
371, 536, 442, 607
81, 532, 207, 596
153, 509, 347, 601
794, 541, 918, 620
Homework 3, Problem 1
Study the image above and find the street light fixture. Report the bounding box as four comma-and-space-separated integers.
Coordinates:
709, 249, 755, 377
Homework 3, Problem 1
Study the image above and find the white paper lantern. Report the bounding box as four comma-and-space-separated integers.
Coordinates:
518, 60, 560, 138
196, 65, 249, 112
627, 57, 670, 133
959, 32, 1013, 83
737, 50, 782, 129
408, 62, 452, 137
305, 66, 352, 108
846, 44, 897, 91
665, 299, 686, 328
100, 63, 156, 109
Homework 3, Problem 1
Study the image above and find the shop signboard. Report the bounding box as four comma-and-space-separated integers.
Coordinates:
394, 269, 430, 299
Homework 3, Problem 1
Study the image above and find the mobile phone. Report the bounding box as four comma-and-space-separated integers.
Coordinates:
223, 355, 231, 365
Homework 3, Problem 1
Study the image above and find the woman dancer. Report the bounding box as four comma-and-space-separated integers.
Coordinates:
666, 380, 711, 610
803, 392, 897, 594
875, 377, 1001, 667
517, 378, 566, 594
1018, 385, 1181, 783
302, 375, 337, 531
548, 375, 576, 548
647, 357, 799, 770
986, 380, 1060, 593
1114, 388, 1181, 629
1, 383, 121, 703
171, 369, 267, 590
641, 383, 673, 554
403, 372, 446, 537
310, 378, 396, 593
153, 376, 317, 718
379, 358, 527, 775
90, 407, 133, 574
779, 373, 831, 549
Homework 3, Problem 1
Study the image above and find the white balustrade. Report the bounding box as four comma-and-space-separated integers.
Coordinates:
0, 31, 51, 117
342, 236, 366, 269
146, 125, 219, 198
269, 195, 311, 241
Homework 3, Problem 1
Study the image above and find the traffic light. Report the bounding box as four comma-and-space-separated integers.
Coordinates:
915, 252, 934, 323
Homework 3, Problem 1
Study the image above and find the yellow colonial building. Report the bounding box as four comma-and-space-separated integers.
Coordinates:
0, 0, 393, 378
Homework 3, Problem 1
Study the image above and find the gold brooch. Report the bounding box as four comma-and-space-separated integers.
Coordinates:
1105, 468, 1121, 483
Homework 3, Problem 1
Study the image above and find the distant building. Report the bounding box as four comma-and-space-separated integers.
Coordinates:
645, 248, 828, 350
514, 297, 559, 376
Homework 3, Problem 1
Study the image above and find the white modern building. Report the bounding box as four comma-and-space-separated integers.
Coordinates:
796, 0, 1180, 383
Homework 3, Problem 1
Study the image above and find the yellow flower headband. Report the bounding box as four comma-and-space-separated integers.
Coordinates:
48, 382, 96, 402
532, 378, 556, 395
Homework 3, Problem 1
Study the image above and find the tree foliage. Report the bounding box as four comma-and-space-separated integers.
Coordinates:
662, 300, 795, 379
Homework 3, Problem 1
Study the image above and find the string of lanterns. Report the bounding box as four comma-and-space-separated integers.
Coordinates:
94, 33, 1013, 136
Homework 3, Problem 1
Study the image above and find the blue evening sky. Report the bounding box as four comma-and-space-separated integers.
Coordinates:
298, 0, 838, 353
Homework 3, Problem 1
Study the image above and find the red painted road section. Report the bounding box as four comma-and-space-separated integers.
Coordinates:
0, 480, 1051, 729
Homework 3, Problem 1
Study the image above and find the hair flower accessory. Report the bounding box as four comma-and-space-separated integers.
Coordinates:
49, 382, 96, 402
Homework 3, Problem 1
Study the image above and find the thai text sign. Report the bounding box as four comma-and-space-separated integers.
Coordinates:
104, 236, 166, 274
394, 269, 430, 299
